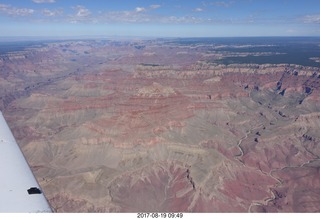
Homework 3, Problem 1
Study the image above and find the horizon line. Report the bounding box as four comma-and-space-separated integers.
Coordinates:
1, 35, 320, 41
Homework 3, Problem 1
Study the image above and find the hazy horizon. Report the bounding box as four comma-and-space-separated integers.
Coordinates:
1, 35, 320, 42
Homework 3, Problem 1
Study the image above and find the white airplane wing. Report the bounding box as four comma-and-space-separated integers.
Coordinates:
0, 111, 52, 213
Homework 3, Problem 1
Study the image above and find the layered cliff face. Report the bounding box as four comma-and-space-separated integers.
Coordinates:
1, 39, 320, 212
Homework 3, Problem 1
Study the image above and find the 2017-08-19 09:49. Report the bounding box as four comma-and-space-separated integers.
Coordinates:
137, 212, 183, 218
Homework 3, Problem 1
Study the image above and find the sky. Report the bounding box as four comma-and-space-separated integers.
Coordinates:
0, 0, 320, 37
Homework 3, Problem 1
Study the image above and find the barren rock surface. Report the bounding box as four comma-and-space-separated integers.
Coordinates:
0, 39, 319, 212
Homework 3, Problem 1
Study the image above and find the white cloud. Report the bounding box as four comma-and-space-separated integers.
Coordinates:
1, 2, 279, 26
68, 5, 92, 23
32, 0, 55, 3
73, 5, 91, 17
161, 16, 207, 24
135, 7, 146, 13
0, 4, 9, 10
42, 8, 63, 16
135, 5, 161, 13
302, 14, 320, 24
65, 5, 220, 25
11, 8, 35, 16
150, 5, 161, 9
211, 1, 235, 8
99, 10, 151, 23
0, 4, 34, 16
194, 8, 204, 12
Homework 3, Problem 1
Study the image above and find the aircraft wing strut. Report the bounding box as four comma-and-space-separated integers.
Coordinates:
0, 111, 52, 213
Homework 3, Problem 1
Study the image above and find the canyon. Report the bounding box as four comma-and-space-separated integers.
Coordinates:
0, 38, 319, 212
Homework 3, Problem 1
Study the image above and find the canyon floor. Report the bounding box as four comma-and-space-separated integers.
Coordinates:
0, 38, 320, 212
